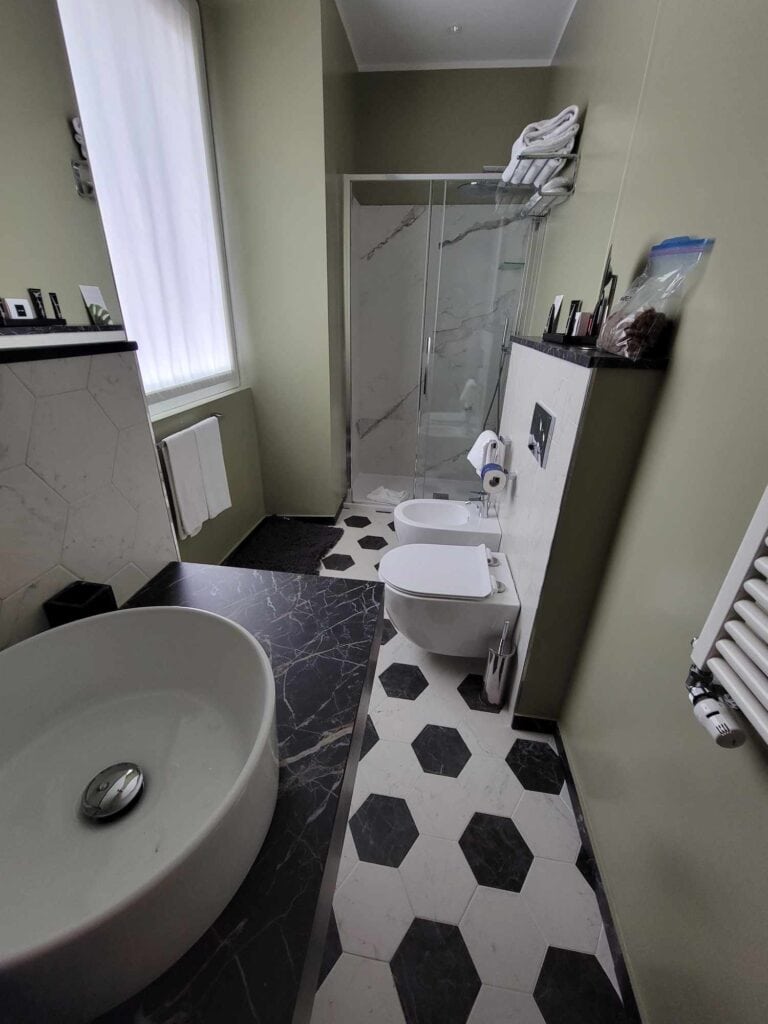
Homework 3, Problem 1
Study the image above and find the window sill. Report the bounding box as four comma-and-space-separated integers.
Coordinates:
149, 380, 248, 423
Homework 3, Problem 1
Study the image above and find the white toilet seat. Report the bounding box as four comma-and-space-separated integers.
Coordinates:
378, 543, 493, 600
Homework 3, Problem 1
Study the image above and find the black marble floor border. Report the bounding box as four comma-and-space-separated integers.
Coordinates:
551, 729, 643, 1022
291, 607, 385, 1024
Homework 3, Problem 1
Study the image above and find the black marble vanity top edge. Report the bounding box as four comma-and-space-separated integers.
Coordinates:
0, 339, 136, 363
94, 561, 384, 1024
0, 323, 125, 335
512, 334, 670, 370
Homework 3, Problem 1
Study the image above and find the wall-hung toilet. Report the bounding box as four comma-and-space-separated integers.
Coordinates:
378, 543, 520, 658
394, 499, 502, 550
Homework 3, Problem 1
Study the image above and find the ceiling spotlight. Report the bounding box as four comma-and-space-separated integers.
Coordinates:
449, 24, 463, 34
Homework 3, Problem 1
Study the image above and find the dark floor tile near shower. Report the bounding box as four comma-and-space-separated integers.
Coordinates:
344, 515, 371, 528
225, 516, 342, 575
358, 534, 389, 550
534, 947, 630, 1024
380, 619, 398, 645
391, 920, 480, 1024
322, 553, 355, 571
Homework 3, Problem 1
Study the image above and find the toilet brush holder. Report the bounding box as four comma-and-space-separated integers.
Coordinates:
483, 620, 516, 706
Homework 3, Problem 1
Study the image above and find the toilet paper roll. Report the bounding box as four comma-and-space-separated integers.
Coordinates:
481, 462, 508, 494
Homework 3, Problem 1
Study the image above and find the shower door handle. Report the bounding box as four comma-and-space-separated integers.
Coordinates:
422, 334, 433, 396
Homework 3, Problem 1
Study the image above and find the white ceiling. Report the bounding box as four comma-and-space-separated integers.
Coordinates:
335, 0, 578, 72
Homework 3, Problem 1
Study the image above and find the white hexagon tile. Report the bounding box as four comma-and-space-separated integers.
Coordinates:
314, 512, 638, 1024
0, 351, 178, 650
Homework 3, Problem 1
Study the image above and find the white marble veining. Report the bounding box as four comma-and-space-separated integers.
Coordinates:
496, 343, 591, 699
460, 888, 548, 991
0, 351, 178, 648
350, 199, 530, 502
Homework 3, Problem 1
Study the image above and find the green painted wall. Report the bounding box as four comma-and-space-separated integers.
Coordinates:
353, 68, 551, 174
200, 0, 347, 517
153, 388, 265, 565
0, 0, 120, 325
538, 0, 768, 1021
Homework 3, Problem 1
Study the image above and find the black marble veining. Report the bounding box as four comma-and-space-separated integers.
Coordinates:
512, 334, 670, 370
95, 561, 383, 1024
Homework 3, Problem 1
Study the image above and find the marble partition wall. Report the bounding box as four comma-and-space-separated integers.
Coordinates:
350, 197, 530, 500
0, 348, 178, 648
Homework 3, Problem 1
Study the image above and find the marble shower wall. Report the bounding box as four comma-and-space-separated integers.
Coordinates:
350, 197, 530, 495
0, 350, 178, 648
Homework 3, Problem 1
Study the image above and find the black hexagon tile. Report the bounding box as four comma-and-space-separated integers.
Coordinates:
534, 947, 628, 1024
459, 812, 534, 891
344, 515, 371, 528
506, 738, 566, 795
412, 725, 471, 777
380, 620, 398, 645
322, 553, 354, 571
360, 715, 379, 761
349, 794, 418, 867
576, 844, 599, 892
391, 919, 480, 1024
388, 521, 396, 532
317, 909, 342, 989
358, 534, 388, 550
379, 662, 428, 700
457, 673, 503, 714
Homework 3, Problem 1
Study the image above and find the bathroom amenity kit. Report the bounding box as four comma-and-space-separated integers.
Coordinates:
161, 416, 231, 538
467, 430, 508, 495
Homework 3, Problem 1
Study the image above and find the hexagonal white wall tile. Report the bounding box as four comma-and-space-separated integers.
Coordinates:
311, 954, 405, 1024
131, 488, 178, 577
0, 565, 77, 648
399, 834, 477, 924
105, 563, 149, 606
10, 356, 90, 396
460, 887, 547, 992
0, 466, 67, 599
88, 352, 148, 429
113, 423, 164, 510
0, 366, 34, 471
466, 985, 546, 1024
62, 485, 137, 581
27, 391, 117, 503
521, 859, 602, 954
334, 861, 414, 960
514, 792, 581, 862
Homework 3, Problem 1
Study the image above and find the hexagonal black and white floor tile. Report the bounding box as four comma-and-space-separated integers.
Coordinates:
344, 515, 371, 528
360, 715, 379, 761
459, 812, 534, 892
506, 738, 566, 795
391, 919, 480, 1024
379, 662, 428, 700
350, 793, 419, 867
380, 619, 398, 645
412, 724, 472, 777
457, 673, 503, 714
359, 534, 389, 550
321, 552, 354, 572
534, 947, 628, 1024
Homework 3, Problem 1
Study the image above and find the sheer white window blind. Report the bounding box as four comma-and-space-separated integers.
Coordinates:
57, 0, 237, 402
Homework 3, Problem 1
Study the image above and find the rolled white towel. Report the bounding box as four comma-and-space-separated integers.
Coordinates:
503, 106, 580, 185
526, 105, 579, 141
520, 124, 578, 185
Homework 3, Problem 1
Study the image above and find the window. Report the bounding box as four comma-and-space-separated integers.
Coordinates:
57, 0, 237, 404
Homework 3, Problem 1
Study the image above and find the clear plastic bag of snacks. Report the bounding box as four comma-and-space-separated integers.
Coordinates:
597, 236, 715, 360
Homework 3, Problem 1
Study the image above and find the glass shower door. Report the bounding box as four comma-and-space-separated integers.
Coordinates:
415, 179, 533, 501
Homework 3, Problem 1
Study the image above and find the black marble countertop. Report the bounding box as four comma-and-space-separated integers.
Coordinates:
96, 562, 383, 1024
512, 334, 670, 370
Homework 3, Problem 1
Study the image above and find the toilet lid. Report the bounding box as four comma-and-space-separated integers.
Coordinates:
378, 544, 493, 600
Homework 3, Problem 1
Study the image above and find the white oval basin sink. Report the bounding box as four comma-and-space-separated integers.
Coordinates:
0, 607, 278, 1023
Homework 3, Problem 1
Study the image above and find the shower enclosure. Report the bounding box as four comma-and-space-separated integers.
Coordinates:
345, 174, 542, 506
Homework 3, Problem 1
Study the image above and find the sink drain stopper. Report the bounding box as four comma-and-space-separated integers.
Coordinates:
80, 762, 144, 821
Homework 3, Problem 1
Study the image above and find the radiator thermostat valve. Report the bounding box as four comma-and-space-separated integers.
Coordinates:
686, 669, 746, 748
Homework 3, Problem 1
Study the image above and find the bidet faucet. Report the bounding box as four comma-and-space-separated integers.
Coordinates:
466, 491, 491, 518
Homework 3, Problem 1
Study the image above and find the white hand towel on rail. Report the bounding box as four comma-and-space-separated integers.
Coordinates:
194, 416, 231, 519
161, 425, 208, 539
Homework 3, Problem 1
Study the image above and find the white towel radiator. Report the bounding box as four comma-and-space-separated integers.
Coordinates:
688, 484, 768, 746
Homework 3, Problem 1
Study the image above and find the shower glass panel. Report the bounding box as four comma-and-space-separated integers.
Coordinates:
348, 176, 535, 506
349, 179, 433, 505
415, 179, 532, 500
